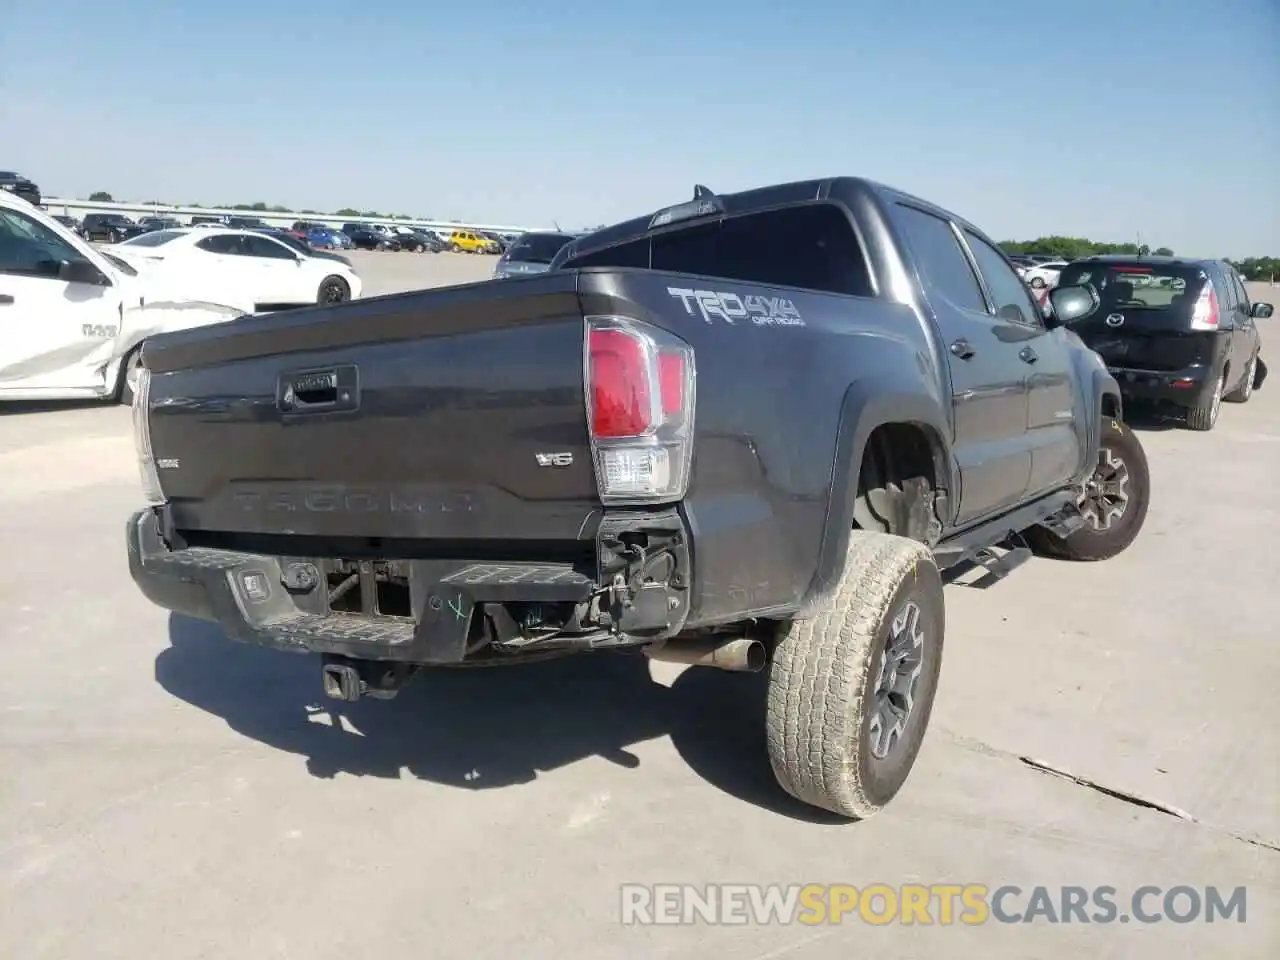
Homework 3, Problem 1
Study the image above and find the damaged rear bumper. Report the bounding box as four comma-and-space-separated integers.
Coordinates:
126, 507, 692, 664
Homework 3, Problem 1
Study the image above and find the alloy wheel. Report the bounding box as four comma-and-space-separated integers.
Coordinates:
1079, 448, 1130, 531
867, 600, 926, 760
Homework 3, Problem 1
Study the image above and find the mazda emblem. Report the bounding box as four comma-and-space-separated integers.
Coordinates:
1105, 314, 1125, 327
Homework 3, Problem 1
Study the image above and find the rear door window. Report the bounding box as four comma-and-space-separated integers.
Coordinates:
561, 203, 874, 297
1056, 262, 1207, 314
893, 205, 987, 314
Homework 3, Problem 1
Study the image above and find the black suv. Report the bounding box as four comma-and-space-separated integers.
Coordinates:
82, 213, 147, 243
1057, 256, 1271, 431
341, 223, 400, 250
0, 170, 41, 207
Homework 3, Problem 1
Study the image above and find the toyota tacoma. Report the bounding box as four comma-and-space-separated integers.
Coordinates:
126, 178, 1151, 819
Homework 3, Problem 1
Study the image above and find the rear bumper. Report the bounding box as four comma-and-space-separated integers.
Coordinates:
127, 506, 693, 663
126, 508, 600, 664
1105, 363, 1216, 406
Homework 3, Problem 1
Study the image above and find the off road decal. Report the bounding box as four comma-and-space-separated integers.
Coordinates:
1111, 420, 1122, 434
81, 323, 119, 339
667, 287, 805, 327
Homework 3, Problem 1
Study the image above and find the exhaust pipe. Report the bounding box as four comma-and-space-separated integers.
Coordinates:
643, 635, 767, 673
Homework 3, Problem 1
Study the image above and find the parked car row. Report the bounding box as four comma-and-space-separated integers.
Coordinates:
50, 209, 519, 257
0, 191, 364, 403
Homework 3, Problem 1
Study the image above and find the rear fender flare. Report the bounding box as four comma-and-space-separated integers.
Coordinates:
798, 381, 953, 617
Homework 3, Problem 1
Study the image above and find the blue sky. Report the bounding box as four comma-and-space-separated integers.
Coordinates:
3, 0, 1277, 256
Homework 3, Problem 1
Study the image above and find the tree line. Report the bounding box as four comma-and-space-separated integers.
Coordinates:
1000, 235, 1278, 281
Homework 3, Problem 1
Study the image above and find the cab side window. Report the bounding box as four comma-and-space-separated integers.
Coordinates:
0, 208, 86, 278
963, 229, 1044, 328
894, 204, 987, 314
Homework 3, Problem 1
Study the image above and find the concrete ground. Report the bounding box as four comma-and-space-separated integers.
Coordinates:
1, 254, 1276, 959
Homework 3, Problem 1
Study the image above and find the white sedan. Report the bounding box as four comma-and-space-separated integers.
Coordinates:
110, 227, 362, 314
0, 192, 246, 403
1022, 260, 1069, 290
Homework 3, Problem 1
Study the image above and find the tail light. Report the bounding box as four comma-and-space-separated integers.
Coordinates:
1190, 284, 1220, 331
131, 367, 166, 505
585, 315, 695, 504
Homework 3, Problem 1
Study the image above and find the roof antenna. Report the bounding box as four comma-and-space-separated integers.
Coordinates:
553, 220, 561, 231
693, 184, 715, 200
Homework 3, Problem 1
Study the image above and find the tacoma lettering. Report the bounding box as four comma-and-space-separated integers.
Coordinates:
231, 489, 475, 514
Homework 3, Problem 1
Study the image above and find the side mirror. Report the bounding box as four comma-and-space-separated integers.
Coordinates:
1047, 284, 1098, 326
57, 258, 108, 286
1250, 302, 1273, 320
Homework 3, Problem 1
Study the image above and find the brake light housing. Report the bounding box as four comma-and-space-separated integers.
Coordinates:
1190, 284, 1220, 331
585, 316, 695, 504
131, 366, 167, 505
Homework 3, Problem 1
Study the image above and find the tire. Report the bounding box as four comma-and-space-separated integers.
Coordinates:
317, 276, 351, 304
1026, 417, 1150, 561
1185, 368, 1225, 430
116, 347, 143, 405
766, 530, 944, 820
1224, 354, 1256, 404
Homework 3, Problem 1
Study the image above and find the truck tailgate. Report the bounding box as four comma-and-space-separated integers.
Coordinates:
141, 275, 601, 543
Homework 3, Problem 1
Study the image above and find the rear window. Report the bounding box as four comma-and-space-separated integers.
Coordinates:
560, 203, 873, 297
122, 229, 185, 247
1057, 262, 1206, 310
507, 232, 575, 264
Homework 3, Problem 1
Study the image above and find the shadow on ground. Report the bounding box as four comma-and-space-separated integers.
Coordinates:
1121, 402, 1185, 432
0, 399, 107, 416
156, 614, 846, 824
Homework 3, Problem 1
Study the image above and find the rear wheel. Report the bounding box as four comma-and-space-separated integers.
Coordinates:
766, 530, 944, 819
1224, 354, 1256, 404
1185, 368, 1225, 430
1027, 417, 1150, 561
318, 276, 351, 304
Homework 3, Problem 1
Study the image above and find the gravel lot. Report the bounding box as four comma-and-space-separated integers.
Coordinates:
1, 254, 1276, 959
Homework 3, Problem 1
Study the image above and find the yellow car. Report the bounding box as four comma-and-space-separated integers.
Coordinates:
448, 230, 497, 254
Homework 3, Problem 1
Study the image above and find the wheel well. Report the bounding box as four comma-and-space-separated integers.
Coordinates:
112, 343, 143, 400
852, 423, 943, 543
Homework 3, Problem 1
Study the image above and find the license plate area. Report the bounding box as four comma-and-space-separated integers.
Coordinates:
323, 559, 412, 618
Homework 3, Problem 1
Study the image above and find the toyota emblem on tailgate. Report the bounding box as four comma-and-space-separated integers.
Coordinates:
1105, 313, 1125, 327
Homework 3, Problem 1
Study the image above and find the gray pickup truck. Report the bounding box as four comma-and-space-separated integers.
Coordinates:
126, 178, 1151, 819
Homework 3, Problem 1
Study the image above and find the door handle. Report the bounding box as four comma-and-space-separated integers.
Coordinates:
950, 339, 975, 360
0, 294, 14, 305
1019, 346, 1038, 364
